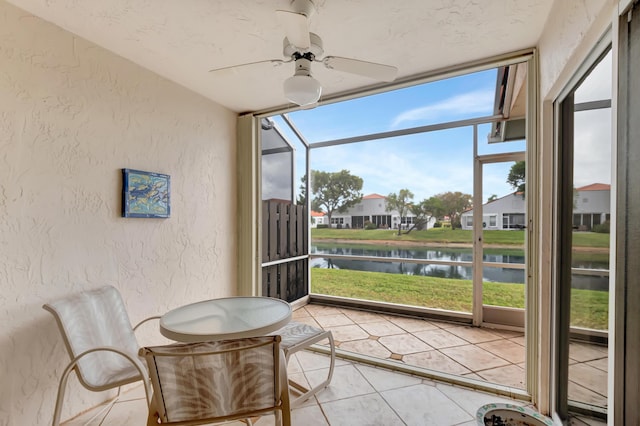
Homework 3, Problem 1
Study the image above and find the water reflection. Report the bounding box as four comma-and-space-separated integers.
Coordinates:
311, 244, 609, 290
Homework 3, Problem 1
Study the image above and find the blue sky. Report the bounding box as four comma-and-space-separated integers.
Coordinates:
264, 53, 611, 205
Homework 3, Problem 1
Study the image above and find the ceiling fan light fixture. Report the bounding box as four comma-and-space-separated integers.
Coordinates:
283, 73, 322, 106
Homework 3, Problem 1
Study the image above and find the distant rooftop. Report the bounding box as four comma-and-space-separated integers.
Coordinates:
577, 183, 611, 191
363, 193, 386, 199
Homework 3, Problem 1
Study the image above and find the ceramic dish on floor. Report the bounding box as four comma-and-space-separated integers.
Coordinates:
477, 403, 554, 426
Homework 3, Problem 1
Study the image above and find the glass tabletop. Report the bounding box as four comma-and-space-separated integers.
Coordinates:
160, 296, 292, 343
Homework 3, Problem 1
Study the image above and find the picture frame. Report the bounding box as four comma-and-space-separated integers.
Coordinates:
122, 168, 170, 218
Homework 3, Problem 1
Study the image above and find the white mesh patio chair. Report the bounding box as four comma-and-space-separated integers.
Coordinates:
273, 321, 335, 407
43, 285, 158, 426
140, 335, 291, 426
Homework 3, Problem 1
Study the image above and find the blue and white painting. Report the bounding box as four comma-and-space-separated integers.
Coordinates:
122, 169, 170, 218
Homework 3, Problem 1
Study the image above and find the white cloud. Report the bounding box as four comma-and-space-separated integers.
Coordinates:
573, 109, 612, 188
391, 89, 495, 128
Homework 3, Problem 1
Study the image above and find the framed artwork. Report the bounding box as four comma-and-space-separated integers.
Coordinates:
122, 168, 170, 218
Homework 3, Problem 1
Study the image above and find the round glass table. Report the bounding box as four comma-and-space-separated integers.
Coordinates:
160, 296, 292, 343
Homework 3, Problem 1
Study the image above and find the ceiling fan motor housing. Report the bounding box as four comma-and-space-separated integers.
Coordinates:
283, 32, 324, 58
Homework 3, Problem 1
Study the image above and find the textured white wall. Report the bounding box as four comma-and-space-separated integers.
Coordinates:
538, 0, 613, 100
0, 1, 237, 424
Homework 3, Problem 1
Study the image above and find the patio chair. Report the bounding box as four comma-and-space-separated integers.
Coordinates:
140, 335, 291, 426
273, 321, 335, 407
43, 285, 158, 426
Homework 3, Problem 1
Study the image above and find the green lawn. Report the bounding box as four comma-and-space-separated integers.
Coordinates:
312, 227, 610, 248
311, 268, 608, 330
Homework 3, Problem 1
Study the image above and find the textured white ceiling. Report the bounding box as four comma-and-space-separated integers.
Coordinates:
7, 0, 555, 113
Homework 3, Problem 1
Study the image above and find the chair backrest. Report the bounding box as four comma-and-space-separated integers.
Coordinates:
140, 335, 290, 425
43, 285, 141, 389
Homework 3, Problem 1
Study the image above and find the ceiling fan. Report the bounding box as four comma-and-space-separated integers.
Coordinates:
209, 0, 398, 107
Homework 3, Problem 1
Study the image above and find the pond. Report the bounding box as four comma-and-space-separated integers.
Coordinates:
310, 243, 610, 291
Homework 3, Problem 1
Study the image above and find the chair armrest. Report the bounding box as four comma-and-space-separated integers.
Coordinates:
65, 346, 152, 403
133, 315, 161, 332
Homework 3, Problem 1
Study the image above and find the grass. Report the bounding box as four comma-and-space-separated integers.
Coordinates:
311, 268, 609, 330
312, 227, 610, 248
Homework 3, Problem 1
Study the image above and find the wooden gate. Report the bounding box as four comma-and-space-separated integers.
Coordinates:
261, 200, 308, 302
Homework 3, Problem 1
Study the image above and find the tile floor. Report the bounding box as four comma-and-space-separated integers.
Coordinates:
293, 303, 609, 408
62, 303, 608, 425
64, 350, 605, 426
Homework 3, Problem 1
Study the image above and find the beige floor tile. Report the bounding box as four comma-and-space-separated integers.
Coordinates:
381, 384, 474, 425
358, 319, 405, 336
292, 306, 311, 318
436, 382, 524, 417
413, 328, 469, 349
307, 364, 376, 403
304, 304, 344, 316
288, 371, 311, 395
294, 315, 322, 328
321, 393, 404, 426
569, 363, 608, 397
355, 364, 422, 391
378, 333, 434, 354
569, 342, 608, 363
341, 309, 385, 323
325, 324, 369, 341
441, 345, 511, 371
403, 350, 472, 375
477, 339, 526, 364
569, 414, 607, 425
385, 316, 441, 332
568, 381, 607, 407
446, 326, 503, 343
96, 398, 151, 426
509, 335, 526, 346
339, 338, 393, 359
585, 357, 608, 372
313, 313, 355, 327
62, 384, 149, 425
295, 350, 348, 372
476, 364, 526, 389
461, 372, 485, 381
431, 319, 465, 329
291, 403, 330, 425
487, 328, 524, 339
286, 352, 303, 374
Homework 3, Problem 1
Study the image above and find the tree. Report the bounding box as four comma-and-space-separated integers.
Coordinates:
296, 174, 307, 206
310, 170, 363, 225
488, 194, 498, 202
507, 161, 526, 196
435, 191, 472, 229
408, 196, 445, 233
386, 189, 414, 235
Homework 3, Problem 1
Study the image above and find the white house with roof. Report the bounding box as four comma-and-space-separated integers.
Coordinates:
461, 183, 611, 231
572, 183, 611, 230
460, 192, 527, 230
330, 193, 435, 230
310, 210, 326, 228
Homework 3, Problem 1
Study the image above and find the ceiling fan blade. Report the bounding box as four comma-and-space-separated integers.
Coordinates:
209, 59, 289, 75
275, 10, 310, 49
322, 56, 398, 82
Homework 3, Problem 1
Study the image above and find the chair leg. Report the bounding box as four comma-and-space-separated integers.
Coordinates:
52, 362, 75, 426
288, 332, 335, 407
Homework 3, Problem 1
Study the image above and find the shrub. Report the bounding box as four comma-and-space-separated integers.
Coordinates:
317, 224, 329, 229
433, 222, 442, 228
364, 221, 377, 230
593, 221, 610, 234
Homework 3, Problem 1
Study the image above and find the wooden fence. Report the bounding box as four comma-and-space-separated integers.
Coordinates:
261, 200, 308, 302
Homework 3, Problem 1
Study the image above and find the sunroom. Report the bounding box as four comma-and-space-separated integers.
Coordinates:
2, 0, 639, 425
